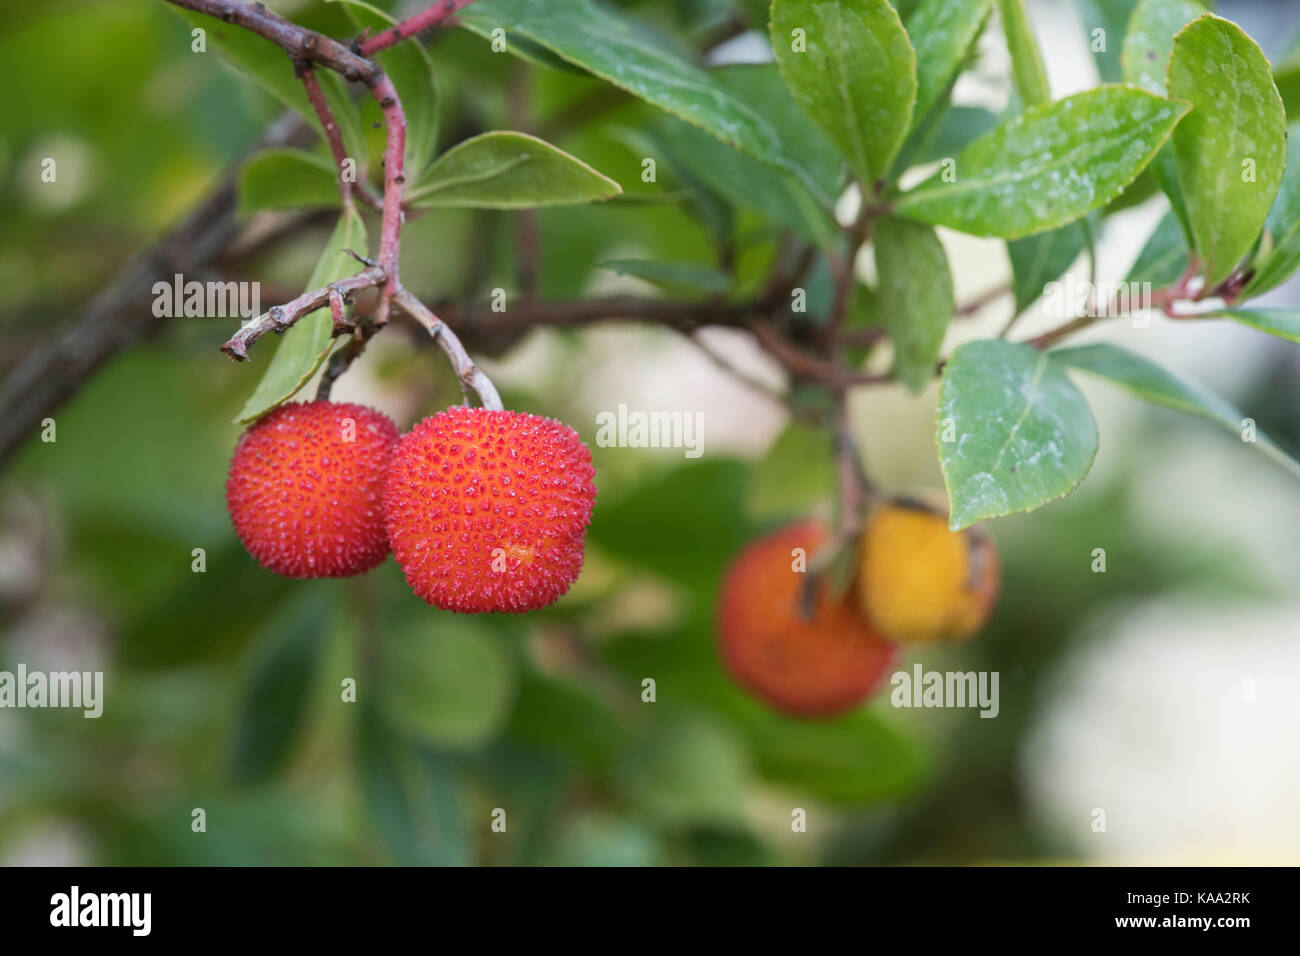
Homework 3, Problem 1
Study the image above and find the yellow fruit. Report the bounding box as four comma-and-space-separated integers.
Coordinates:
856, 497, 999, 644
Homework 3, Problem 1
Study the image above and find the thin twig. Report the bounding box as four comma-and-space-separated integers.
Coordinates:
392, 287, 503, 410
168, 0, 380, 83
359, 0, 480, 56
957, 283, 1011, 318
296, 62, 382, 211
681, 329, 790, 409
370, 75, 408, 328
317, 317, 377, 401
826, 199, 874, 339
221, 266, 386, 359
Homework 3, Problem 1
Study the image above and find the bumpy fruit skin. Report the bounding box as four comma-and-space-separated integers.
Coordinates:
856, 497, 1000, 644
226, 401, 399, 579
717, 521, 897, 718
383, 406, 596, 614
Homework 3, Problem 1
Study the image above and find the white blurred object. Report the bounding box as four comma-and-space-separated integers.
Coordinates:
571, 324, 788, 458
1023, 601, 1300, 864
0, 822, 93, 867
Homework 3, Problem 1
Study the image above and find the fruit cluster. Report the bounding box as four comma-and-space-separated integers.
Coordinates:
226, 401, 998, 715
717, 498, 999, 719
225, 400, 597, 613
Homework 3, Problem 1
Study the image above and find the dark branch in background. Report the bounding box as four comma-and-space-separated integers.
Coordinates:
826, 198, 875, 339
0, 112, 314, 469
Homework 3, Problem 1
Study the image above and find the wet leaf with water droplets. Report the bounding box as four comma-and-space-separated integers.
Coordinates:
1168, 14, 1287, 286
770, 0, 917, 185
896, 86, 1188, 238
937, 340, 1098, 530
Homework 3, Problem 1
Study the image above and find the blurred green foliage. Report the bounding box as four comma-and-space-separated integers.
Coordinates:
2, 0, 1299, 867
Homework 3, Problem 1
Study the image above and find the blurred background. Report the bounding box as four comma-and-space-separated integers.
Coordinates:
2, 0, 1300, 866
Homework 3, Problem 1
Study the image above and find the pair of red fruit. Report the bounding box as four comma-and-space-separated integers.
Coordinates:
225, 401, 597, 613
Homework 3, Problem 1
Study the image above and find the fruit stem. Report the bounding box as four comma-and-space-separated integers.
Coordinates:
392, 286, 504, 410
370, 74, 407, 329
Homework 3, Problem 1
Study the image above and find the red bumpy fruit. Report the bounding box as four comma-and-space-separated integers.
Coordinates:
717, 521, 898, 718
226, 401, 399, 578
383, 406, 597, 613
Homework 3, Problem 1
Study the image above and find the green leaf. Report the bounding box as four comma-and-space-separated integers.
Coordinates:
1168, 14, 1287, 286
643, 65, 842, 245
710, 63, 843, 206
237, 148, 340, 217
1243, 122, 1300, 297
1121, 0, 1206, 95
588, 460, 751, 588
334, 0, 440, 179
600, 259, 731, 295
608, 124, 734, 240
903, 105, 999, 167
937, 339, 1098, 530
1126, 208, 1188, 286
229, 588, 329, 785
1150, 137, 1194, 247
615, 719, 751, 827
906, 0, 993, 127
1075, 0, 1138, 83
896, 86, 1188, 238
1120, 0, 1206, 243
770, 0, 917, 184
1007, 222, 1087, 314
875, 216, 953, 392
174, 9, 365, 170
749, 422, 835, 520
405, 131, 621, 208
458, 0, 789, 170
1211, 308, 1300, 344
743, 708, 924, 804
382, 618, 516, 750
996, 0, 1050, 107
658, 116, 837, 242
235, 206, 367, 424
1052, 342, 1300, 478
1279, 60, 1300, 121
1104, 165, 1161, 215
355, 705, 471, 866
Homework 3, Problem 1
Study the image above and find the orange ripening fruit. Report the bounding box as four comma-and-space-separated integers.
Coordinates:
383, 406, 597, 613
717, 521, 898, 718
226, 401, 399, 578
856, 497, 1000, 645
